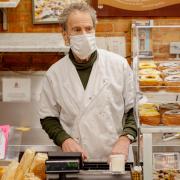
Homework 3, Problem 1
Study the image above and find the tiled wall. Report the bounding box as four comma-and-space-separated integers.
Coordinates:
0, 0, 180, 70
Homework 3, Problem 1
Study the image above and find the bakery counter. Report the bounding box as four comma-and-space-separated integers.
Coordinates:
47, 171, 132, 180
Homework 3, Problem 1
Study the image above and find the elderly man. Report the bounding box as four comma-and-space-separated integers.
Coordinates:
39, 2, 137, 161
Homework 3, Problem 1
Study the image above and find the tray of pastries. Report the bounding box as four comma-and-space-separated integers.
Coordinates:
153, 152, 180, 180
138, 61, 180, 92
139, 103, 180, 126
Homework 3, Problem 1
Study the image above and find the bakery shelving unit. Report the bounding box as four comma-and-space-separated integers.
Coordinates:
133, 25, 180, 180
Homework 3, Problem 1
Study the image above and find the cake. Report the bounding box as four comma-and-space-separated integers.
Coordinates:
162, 69, 180, 77
158, 62, 180, 70
164, 75, 180, 92
162, 109, 180, 125
139, 108, 160, 125
139, 61, 157, 69
159, 103, 180, 114
139, 68, 161, 76
139, 74, 162, 91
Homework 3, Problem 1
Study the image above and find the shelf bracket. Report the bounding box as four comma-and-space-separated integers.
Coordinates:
1, 8, 7, 30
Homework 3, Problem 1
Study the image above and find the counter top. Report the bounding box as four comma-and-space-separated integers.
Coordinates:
47, 171, 132, 180
0, 0, 20, 8
0, 33, 69, 52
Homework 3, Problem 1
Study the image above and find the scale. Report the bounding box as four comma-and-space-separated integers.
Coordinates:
45, 152, 140, 180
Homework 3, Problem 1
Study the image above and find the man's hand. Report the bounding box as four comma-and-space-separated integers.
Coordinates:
110, 136, 131, 161
62, 138, 88, 160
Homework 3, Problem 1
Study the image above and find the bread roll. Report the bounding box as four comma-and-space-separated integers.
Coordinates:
14, 148, 35, 180
1, 161, 19, 180
29, 153, 48, 180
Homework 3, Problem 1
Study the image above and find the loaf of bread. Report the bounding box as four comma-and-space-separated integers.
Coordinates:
24, 173, 41, 180
1, 161, 19, 180
29, 153, 48, 180
0, 166, 6, 179
14, 148, 35, 180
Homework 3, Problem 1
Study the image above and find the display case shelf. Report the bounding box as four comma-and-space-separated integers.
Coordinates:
140, 126, 180, 133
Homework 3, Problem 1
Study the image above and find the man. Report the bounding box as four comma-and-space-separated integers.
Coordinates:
39, 2, 137, 161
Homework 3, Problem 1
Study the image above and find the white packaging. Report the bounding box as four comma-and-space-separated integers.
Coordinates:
109, 154, 125, 173
0, 129, 6, 159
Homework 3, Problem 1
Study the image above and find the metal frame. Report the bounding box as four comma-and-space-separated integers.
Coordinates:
133, 25, 180, 180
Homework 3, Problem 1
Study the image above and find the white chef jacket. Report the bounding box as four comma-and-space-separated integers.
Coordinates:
39, 49, 134, 160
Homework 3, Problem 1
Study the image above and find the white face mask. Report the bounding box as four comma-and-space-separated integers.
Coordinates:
70, 33, 97, 59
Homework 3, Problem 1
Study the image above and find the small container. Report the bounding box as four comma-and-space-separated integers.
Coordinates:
131, 166, 143, 180
109, 154, 125, 174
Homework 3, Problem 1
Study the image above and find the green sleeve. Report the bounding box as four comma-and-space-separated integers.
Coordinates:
122, 108, 137, 139
40, 117, 71, 147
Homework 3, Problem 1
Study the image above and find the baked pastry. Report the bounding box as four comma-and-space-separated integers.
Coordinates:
158, 62, 180, 70
139, 103, 159, 110
162, 109, 180, 125
29, 153, 48, 180
139, 74, 162, 91
1, 161, 19, 180
0, 166, 6, 179
139, 108, 160, 125
139, 61, 157, 69
139, 68, 161, 76
159, 103, 180, 114
153, 170, 180, 180
14, 148, 35, 180
164, 75, 180, 92
162, 68, 180, 77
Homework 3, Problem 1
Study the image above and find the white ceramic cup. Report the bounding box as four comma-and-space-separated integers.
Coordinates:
109, 154, 125, 173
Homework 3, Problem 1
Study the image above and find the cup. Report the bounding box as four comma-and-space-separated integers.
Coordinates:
109, 154, 125, 173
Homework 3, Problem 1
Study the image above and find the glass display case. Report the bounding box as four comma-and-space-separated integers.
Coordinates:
132, 25, 180, 180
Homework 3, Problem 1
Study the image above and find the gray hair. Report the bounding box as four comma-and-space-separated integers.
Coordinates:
59, 2, 97, 31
